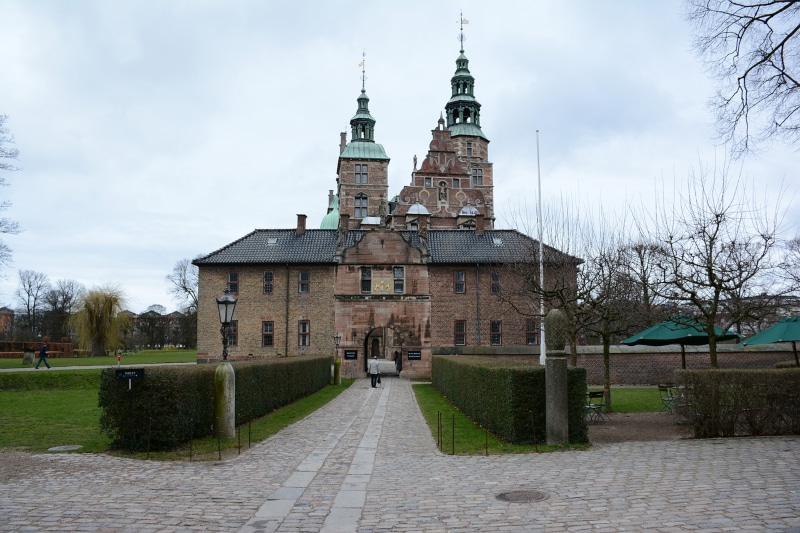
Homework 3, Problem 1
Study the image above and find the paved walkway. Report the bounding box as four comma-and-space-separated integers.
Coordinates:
1, 377, 799, 532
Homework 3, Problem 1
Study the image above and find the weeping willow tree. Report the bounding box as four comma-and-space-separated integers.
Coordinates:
70, 286, 129, 356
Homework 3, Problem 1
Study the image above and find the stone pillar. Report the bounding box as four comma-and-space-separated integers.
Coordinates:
214, 361, 235, 439
545, 309, 569, 445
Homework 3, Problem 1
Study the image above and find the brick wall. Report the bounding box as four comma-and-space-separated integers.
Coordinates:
197, 264, 335, 361
573, 345, 795, 385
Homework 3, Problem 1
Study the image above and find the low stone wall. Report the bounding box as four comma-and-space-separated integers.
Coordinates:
574, 345, 795, 385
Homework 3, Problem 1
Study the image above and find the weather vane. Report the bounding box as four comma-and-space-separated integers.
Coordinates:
358, 50, 366, 90
458, 11, 469, 51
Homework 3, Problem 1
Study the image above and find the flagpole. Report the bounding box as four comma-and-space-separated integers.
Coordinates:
537, 130, 546, 365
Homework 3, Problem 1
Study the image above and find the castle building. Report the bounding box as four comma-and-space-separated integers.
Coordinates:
194, 43, 575, 378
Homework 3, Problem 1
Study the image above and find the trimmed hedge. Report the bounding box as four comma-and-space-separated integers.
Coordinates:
99, 356, 330, 451
431, 356, 588, 444
676, 368, 800, 438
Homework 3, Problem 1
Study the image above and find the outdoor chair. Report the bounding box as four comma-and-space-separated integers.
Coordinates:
658, 383, 676, 413
585, 391, 607, 422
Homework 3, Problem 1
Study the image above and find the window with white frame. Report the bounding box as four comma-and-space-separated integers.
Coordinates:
491, 320, 502, 345
299, 271, 310, 293
262, 321, 274, 346
298, 320, 310, 346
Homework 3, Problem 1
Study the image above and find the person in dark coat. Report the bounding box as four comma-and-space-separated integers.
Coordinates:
35, 343, 51, 369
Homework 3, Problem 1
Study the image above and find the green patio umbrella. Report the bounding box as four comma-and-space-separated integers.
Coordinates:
742, 316, 800, 367
621, 316, 740, 369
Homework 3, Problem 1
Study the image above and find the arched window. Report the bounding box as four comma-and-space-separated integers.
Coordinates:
354, 194, 368, 218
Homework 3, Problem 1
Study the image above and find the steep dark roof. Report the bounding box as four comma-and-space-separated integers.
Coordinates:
193, 229, 577, 266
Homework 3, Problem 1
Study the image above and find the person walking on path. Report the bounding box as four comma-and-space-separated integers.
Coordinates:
35, 343, 50, 369
367, 354, 380, 387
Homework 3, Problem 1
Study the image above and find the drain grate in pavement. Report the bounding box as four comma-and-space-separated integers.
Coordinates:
496, 490, 548, 503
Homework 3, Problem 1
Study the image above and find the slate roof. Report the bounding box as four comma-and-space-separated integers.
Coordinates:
193, 229, 578, 266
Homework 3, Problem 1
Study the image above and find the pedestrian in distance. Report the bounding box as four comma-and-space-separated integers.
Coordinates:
35, 343, 51, 369
368, 354, 380, 388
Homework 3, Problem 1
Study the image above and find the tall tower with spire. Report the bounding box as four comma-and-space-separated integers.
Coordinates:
389, 17, 494, 231
336, 53, 390, 229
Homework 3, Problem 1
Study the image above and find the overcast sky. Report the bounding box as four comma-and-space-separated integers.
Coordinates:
1, 1, 797, 313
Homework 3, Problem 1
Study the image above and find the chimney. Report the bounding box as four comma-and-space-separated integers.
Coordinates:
339, 213, 350, 230
327, 190, 334, 213
339, 132, 347, 154
475, 214, 485, 235
296, 214, 307, 235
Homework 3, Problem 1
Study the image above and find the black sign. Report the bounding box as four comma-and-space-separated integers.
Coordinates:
115, 368, 145, 381
407, 350, 421, 360
344, 350, 358, 360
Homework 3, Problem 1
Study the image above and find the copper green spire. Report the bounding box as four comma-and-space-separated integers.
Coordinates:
350, 51, 376, 142
445, 13, 487, 140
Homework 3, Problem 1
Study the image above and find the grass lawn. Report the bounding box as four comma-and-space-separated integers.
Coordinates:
0, 349, 197, 369
590, 387, 664, 413
0, 369, 354, 458
414, 385, 666, 455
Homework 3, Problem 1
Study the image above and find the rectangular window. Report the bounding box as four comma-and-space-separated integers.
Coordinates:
466, 142, 473, 156
227, 272, 239, 294
299, 271, 310, 293
424, 177, 432, 187
472, 168, 483, 186
454, 320, 466, 346
453, 178, 461, 188
491, 321, 502, 346
454, 271, 466, 293
491, 271, 500, 293
355, 163, 368, 184
227, 320, 238, 346
355, 195, 368, 218
361, 267, 372, 293
262, 321, 274, 347
298, 320, 310, 346
393, 266, 404, 293
526, 320, 538, 345
263, 271, 273, 293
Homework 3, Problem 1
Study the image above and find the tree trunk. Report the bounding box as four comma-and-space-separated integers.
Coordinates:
91, 338, 105, 357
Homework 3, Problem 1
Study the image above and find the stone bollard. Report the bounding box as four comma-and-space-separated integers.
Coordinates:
545, 309, 569, 445
23, 349, 34, 365
214, 361, 236, 439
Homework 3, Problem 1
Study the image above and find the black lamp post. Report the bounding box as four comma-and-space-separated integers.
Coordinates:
216, 288, 238, 361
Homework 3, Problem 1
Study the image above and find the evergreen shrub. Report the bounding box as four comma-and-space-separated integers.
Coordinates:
99, 356, 330, 451
676, 368, 800, 438
431, 355, 588, 444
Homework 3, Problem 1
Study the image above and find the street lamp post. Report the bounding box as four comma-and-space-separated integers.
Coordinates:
215, 287, 238, 439
333, 332, 342, 385
216, 288, 238, 361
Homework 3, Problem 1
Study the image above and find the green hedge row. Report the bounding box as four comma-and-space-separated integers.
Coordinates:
676, 368, 800, 438
431, 356, 588, 444
98, 356, 331, 451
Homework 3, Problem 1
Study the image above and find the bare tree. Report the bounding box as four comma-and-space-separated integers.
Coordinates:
166, 258, 199, 312
0, 115, 21, 267
648, 161, 789, 367
687, 0, 800, 156
42, 279, 86, 341
16, 270, 50, 339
